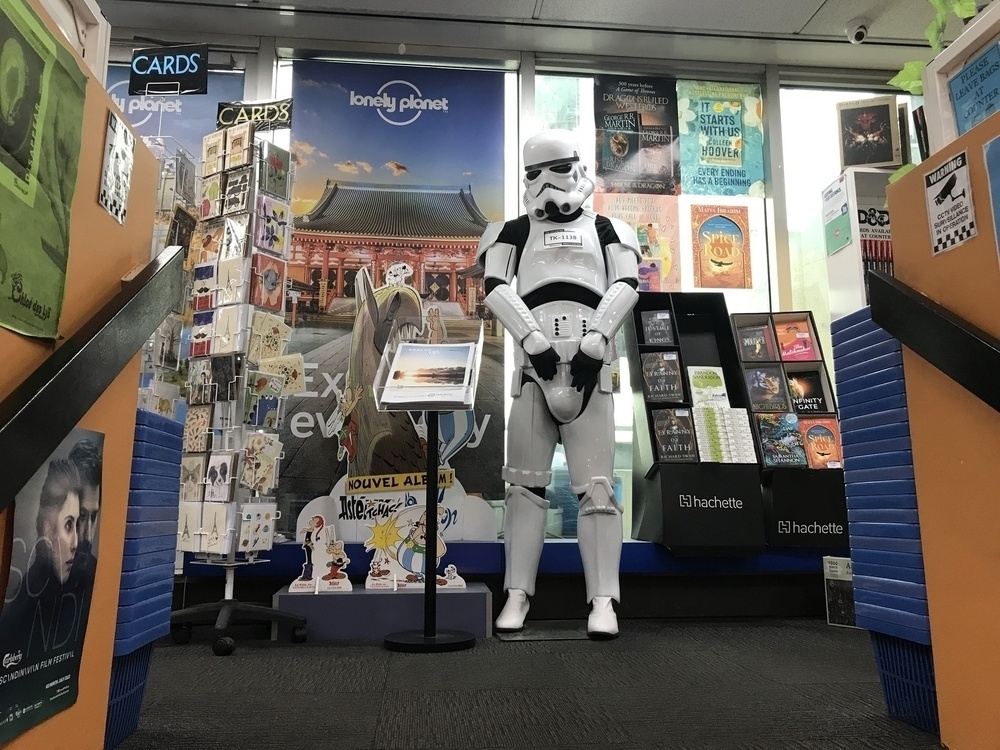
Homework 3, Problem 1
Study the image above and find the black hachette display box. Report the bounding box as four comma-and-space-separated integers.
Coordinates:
656, 464, 766, 556
762, 467, 849, 547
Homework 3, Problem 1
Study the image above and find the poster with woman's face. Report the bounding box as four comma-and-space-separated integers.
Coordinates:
0, 428, 104, 745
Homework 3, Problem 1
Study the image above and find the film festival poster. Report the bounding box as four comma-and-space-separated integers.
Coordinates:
592, 193, 681, 292
0, 428, 105, 744
676, 80, 765, 197
280, 60, 507, 545
0, 0, 87, 339
594, 74, 681, 196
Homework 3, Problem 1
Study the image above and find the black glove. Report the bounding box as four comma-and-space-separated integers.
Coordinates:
528, 347, 560, 381
569, 350, 603, 392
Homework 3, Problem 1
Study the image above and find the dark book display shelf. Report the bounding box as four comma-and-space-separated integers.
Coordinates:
731, 311, 848, 548
627, 292, 765, 557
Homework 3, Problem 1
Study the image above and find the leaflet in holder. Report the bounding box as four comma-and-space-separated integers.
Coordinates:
374, 319, 483, 412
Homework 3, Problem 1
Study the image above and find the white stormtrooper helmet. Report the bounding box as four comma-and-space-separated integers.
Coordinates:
522, 130, 595, 220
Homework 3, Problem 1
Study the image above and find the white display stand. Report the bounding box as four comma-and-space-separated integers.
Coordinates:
372, 319, 483, 653
824, 167, 894, 322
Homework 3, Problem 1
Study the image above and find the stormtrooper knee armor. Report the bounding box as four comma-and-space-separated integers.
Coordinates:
478, 129, 640, 639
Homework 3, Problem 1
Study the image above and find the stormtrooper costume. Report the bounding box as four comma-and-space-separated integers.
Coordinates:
477, 130, 639, 638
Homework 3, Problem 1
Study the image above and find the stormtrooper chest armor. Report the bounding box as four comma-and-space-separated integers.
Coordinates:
515, 213, 608, 300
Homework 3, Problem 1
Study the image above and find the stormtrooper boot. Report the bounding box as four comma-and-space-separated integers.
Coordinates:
496, 486, 549, 632
577, 478, 622, 639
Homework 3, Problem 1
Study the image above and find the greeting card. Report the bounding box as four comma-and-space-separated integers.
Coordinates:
258, 141, 291, 199
186, 357, 214, 405
180, 454, 206, 503
189, 310, 215, 357
222, 167, 253, 215
220, 214, 251, 261
216, 256, 250, 305
183, 404, 213, 453
197, 219, 226, 265
240, 432, 283, 493
204, 452, 237, 503
259, 353, 306, 395
177, 501, 203, 552
212, 303, 252, 355
254, 194, 291, 257
202, 130, 225, 176
199, 173, 223, 219
225, 122, 254, 170
249, 252, 287, 312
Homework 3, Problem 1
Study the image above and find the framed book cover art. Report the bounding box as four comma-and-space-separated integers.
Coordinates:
259, 140, 291, 199
836, 95, 902, 169
640, 309, 675, 345
745, 365, 792, 412
652, 408, 698, 462
798, 417, 843, 469
774, 317, 818, 361
222, 167, 253, 215
225, 122, 254, 170
641, 351, 683, 402
254, 194, 291, 257
249, 252, 287, 312
755, 412, 807, 468
736, 324, 777, 361
690, 203, 752, 289
787, 369, 829, 414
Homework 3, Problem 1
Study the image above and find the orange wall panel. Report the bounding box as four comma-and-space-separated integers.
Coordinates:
0, 1, 159, 747
887, 112, 1000, 750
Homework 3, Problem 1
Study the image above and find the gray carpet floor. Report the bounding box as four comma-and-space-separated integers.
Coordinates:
119, 618, 943, 750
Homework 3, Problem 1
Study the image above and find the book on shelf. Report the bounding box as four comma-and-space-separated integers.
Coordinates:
379, 342, 477, 409
640, 310, 675, 345
755, 413, 808, 468
641, 351, 683, 402
736, 323, 777, 361
652, 408, 698, 462
798, 416, 843, 469
787, 369, 829, 414
774, 317, 817, 362
692, 405, 757, 464
686, 365, 729, 407
745, 365, 793, 412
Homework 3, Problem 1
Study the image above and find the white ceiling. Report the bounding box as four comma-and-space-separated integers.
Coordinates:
98, 0, 976, 71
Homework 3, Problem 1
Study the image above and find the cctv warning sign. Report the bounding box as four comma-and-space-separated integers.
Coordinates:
925, 150, 977, 255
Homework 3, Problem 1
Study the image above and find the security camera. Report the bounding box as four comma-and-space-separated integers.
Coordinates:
846, 18, 870, 44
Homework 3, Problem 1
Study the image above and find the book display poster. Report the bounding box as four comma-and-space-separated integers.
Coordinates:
822, 175, 851, 256
676, 80, 764, 197
283, 60, 506, 543
857, 201, 893, 278
837, 96, 902, 169
98, 111, 136, 224
798, 417, 843, 469
0, 429, 104, 744
690, 202, 752, 289
592, 193, 681, 291
593, 74, 680, 195
0, 0, 86, 339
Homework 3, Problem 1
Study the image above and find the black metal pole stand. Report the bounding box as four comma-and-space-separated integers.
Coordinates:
384, 410, 476, 653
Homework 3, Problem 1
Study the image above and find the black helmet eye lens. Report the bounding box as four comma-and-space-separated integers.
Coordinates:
526, 169, 542, 180
550, 163, 573, 174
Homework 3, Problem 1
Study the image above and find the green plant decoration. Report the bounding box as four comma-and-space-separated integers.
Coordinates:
890, 0, 980, 97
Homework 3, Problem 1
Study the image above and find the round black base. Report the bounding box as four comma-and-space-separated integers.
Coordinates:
383, 629, 477, 653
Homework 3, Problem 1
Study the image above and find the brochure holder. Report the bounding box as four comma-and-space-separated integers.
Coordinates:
373, 319, 483, 653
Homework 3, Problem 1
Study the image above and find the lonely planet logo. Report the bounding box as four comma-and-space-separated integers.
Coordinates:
349, 79, 448, 126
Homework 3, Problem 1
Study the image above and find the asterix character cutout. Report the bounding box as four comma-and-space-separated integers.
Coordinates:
363, 502, 466, 589
289, 515, 353, 593
477, 130, 640, 638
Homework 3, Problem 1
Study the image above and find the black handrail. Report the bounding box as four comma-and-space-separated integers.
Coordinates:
869, 270, 1000, 414
0, 246, 184, 513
